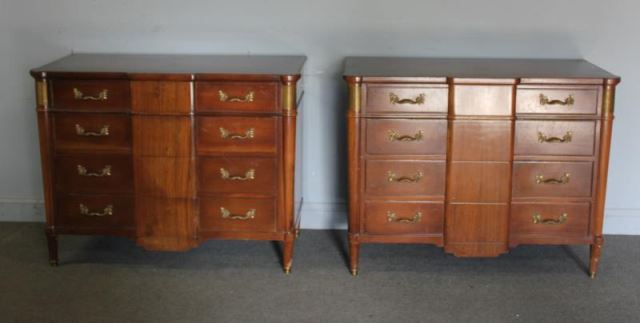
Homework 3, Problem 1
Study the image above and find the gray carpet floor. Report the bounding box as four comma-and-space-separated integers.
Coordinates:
0, 222, 639, 323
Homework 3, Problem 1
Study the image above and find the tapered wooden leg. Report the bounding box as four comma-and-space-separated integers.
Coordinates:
589, 235, 604, 279
282, 233, 295, 274
46, 231, 58, 267
349, 236, 360, 276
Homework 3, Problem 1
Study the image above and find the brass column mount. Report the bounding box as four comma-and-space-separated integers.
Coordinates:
602, 78, 620, 118
280, 75, 301, 113
35, 75, 48, 109
345, 76, 362, 113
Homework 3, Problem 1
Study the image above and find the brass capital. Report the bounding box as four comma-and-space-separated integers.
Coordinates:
280, 75, 300, 112
345, 76, 362, 113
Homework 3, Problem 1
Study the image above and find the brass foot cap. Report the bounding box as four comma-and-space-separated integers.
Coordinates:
49, 260, 58, 267
351, 269, 358, 276
284, 268, 292, 275
590, 272, 596, 279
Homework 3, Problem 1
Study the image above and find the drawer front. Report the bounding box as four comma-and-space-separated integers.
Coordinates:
198, 157, 277, 195
364, 202, 444, 235
517, 87, 599, 115
514, 121, 595, 156
366, 119, 447, 155
365, 160, 445, 197
55, 155, 133, 194
364, 84, 448, 113
199, 197, 276, 233
51, 80, 130, 111
195, 82, 278, 112
513, 162, 593, 198
510, 203, 590, 237
56, 195, 134, 229
196, 116, 277, 155
53, 113, 132, 151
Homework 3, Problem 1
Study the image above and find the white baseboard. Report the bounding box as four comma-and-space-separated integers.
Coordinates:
299, 202, 348, 230
602, 209, 640, 235
1, 199, 638, 235
0, 199, 45, 222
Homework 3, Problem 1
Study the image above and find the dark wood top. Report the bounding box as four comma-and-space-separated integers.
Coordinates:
344, 57, 619, 80
32, 53, 306, 76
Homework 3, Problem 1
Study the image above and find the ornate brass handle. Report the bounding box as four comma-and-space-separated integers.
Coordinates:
537, 131, 572, 143
75, 124, 110, 137
387, 211, 422, 223
218, 90, 255, 103
389, 93, 425, 105
387, 171, 423, 183
73, 88, 109, 101
220, 207, 256, 220
539, 94, 575, 106
387, 130, 424, 142
536, 173, 570, 185
79, 204, 113, 217
220, 168, 255, 181
219, 127, 255, 140
77, 165, 112, 177
532, 212, 568, 225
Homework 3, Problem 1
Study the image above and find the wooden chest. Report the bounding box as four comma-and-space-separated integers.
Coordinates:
32, 54, 305, 273
344, 57, 619, 278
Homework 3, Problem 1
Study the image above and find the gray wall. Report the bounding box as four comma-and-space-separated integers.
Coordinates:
1, 0, 638, 233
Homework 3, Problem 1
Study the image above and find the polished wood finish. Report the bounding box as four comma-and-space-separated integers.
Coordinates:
512, 161, 593, 198
131, 81, 191, 114
453, 84, 513, 116
365, 119, 447, 156
56, 194, 135, 232
53, 113, 131, 152
54, 155, 133, 194
50, 79, 131, 111
344, 57, 618, 79
364, 160, 445, 197
450, 121, 512, 160
363, 84, 448, 114
196, 82, 278, 112
200, 197, 277, 232
514, 120, 596, 156
345, 57, 619, 277
196, 116, 278, 155
510, 202, 590, 237
448, 162, 511, 202
445, 204, 509, 257
516, 85, 600, 115
364, 201, 443, 235
32, 54, 304, 272
198, 157, 277, 195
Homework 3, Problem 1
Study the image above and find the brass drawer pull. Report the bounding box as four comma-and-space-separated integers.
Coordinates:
218, 90, 255, 103
537, 131, 572, 143
75, 124, 110, 137
387, 130, 424, 142
387, 171, 423, 183
387, 211, 422, 223
220, 168, 256, 181
536, 173, 570, 185
73, 88, 109, 101
532, 212, 568, 225
539, 94, 574, 106
220, 207, 256, 220
79, 204, 113, 217
389, 93, 425, 105
77, 165, 112, 177
219, 127, 255, 140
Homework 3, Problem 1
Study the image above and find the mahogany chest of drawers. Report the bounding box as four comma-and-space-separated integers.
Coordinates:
31, 54, 305, 273
344, 57, 620, 277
